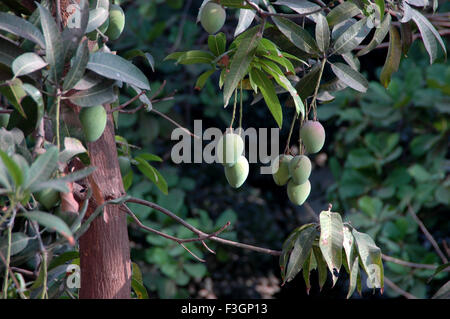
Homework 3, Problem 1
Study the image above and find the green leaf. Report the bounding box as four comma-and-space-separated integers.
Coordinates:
319, 210, 344, 286
0, 232, 30, 256
69, 80, 117, 107
0, 38, 25, 67
0, 12, 45, 48
380, 26, 402, 88
249, 68, 283, 128
131, 278, 149, 299
315, 13, 330, 53
332, 17, 371, 54
357, 14, 391, 57
0, 149, 24, 187
48, 251, 79, 270
285, 226, 318, 283
135, 157, 168, 195
347, 256, 359, 298
25, 146, 58, 190
223, 26, 261, 106
63, 40, 89, 91
400, 22, 413, 56
0, 78, 27, 117
123, 49, 155, 72
235, 7, 256, 37
302, 251, 312, 294
428, 263, 450, 283
342, 226, 355, 268
195, 69, 216, 90
176, 50, 215, 65
294, 62, 321, 100
208, 33, 227, 57
272, 17, 319, 55
86, 8, 109, 33
30, 167, 95, 193
37, 3, 64, 83
352, 229, 384, 291
326, 1, 361, 27
274, 0, 320, 15
87, 52, 150, 90
12, 52, 47, 78
313, 246, 328, 290
330, 62, 368, 93
410, 6, 446, 64
24, 211, 74, 245
262, 54, 295, 74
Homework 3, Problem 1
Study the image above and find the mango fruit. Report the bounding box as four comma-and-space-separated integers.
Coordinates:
79, 105, 107, 142
0, 114, 9, 127
224, 155, 249, 188
200, 2, 226, 34
288, 155, 311, 185
300, 120, 325, 154
35, 188, 60, 210
272, 154, 292, 186
216, 132, 244, 167
118, 155, 131, 176
287, 179, 311, 206
105, 4, 125, 40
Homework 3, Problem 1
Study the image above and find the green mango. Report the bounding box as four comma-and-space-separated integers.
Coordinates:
35, 188, 60, 210
105, 4, 125, 40
0, 114, 9, 127
272, 154, 292, 186
300, 120, 326, 154
224, 155, 249, 188
118, 155, 131, 176
79, 105, 107, 142
200, 2, 226, 34
288, 155, 311, 185
287, 179, 311, 206
216, 133, 244, 167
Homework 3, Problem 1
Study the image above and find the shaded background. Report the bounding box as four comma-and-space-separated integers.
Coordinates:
110, 0, 449, 299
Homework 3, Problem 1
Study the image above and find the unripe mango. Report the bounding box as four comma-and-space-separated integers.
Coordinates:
216, 133, 244, 167
200, 2, 226, 34
300, 120, 325, 154
79, 105, 107, 142
118, 155, 131, 176
224, 155, 249, 188
272, 154, 292, 186
288, 155, 311, 185
0, 114, 9, 127
105, 4, 125, 40
287, 179, 311, 206
35, 188, 59, 210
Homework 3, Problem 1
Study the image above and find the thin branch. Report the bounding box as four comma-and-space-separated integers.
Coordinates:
0, 251, 28, 299
109, 91, 146, 113
408, 205, 448, 263
125, 197, 282, 256
384, 277, 418, 299
382, 254, 448, 271
150, 108, 200, 139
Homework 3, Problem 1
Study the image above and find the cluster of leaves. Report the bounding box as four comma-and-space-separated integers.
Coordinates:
280, 208, 383, 298
320, 47, 449, 298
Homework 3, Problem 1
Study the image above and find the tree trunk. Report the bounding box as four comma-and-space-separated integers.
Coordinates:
78, 106, 131, 298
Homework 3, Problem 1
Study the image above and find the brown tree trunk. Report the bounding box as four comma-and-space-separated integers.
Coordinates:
78, 106, 131, 299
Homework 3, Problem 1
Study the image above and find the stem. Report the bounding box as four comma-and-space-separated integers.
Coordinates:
239, 81, 243, 135
229, 88, 238, 129
55, 94, 61, 151
284, 113, 298, 154
2, 219, 12, 299
310, 58, 326, 121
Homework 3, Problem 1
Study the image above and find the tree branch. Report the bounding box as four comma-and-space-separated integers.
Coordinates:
384, 277, 418, 299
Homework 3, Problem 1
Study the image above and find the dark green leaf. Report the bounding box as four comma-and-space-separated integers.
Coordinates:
0, 12, 45, 48
195, 69, 216, 90
69, 80, 117, 107
272, 17, 319, 55
23, 211, 74, 245
315, 13, 330, 53
326, 1, 361, 27
0, 149, 24, 187
330, 62, 368, 93
63, 40, 89, 91
332, 17, 371, 54
380, 26, 402, 88
25, 146, 58, 190
208, 33, 227, 57
357, 14, 391, 57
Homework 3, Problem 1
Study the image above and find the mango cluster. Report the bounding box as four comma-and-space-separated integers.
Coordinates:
216, 132, 248, 188
272, 121, 325, 206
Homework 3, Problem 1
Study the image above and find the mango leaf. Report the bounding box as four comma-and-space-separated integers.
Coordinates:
208, 33, 227, 57
131, 262, 149, 299
22, 83, 44, 124
285, 226, 318, 283
195, 69, 216, 90
319, 210, 344, 286
400, 22, 413, 56
274, 0, 320, 15
315, 13, 330, 53
342, 225, 355, 268
330, 62, 368, 93
0, 149, 24, 187
352, 229, 384, 291
295, 62, 321, 100
0, 38, 25, 67
0, 12, 45, 48
32, 167, 96, 193
63, 40, 89, 92
25, 146, 58, 190
332, 17, 371, 54
410, 5, 446, 64
69, 80, 117, 107
347, 255, 359, 298
135, 157, 168, 195
0, 78, 27, 117
37, 3, 64, 83
0, 232, 30, 256
235, 6, 256, 37
326, 1, 361, 27
86, 8, 108, 33
123, 49, 155, 72
272, 17, 319, 55
86, 52, 150, 90
380, 26, 402, 88
223, 26, 261, 106
313, 245, 328, 290
48, 251, 79, 270
428, 263, 450, 283
302, 251, 316, 294
176, 50, 215, 65
357, 14, 391, 57
24, 211, 74, 245
432, 281, 450, 299
62, 0, 89, 62
59, 137, 87, 164
249, 68, 283, 128
11, 52, 47, 79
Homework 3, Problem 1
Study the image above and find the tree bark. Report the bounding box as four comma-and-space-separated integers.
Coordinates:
78, 106, 131, 299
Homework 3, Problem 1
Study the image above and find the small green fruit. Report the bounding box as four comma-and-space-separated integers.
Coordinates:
0, 114, 10, 127
224, 155, 249, 188
216, 133, 244, 167
287, 179, 311, 206
35, 188, 60, 210
105, 4, 125, 40
200, 2, 226, 34
118, 155, 131, 176
79, 105, 107, 142
272, 154, 293, 186
288, 155, 311, 185
300, 120, 325, 154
